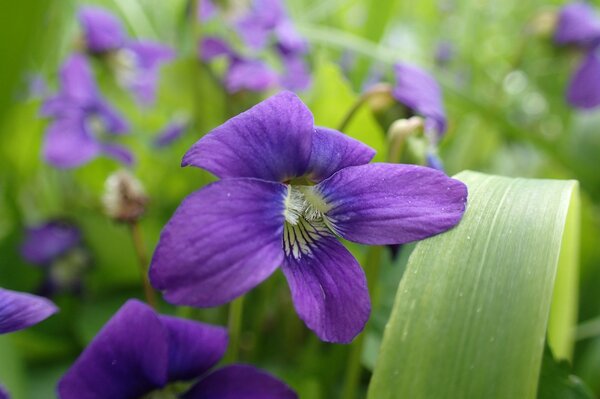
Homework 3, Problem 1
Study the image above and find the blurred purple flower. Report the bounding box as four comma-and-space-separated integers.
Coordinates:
149, 92, 468, 343
20, 220, 90, 296
41, 54, 132, 168
21, 220, 81, 265
78, 5, 175, 105
554, 3, 600, 109
78, 6, 126, 53
200, 37, 279, 93
0, 384, 8, 399
0, 288, 57, 334
153, 118, 188, 147
393, 63, 447, 136
435, 41, 455, 66
118, 41, 176, 105
58, 299, 296, 398
554, 2, 600, 47
197, 0, 217, 22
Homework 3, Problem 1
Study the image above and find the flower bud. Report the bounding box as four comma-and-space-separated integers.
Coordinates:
364, 83, 395, 113
102, 170, 148, 223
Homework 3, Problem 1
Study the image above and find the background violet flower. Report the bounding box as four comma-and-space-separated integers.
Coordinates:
58, 299, 297, 399
393, 63, 447, 136
78, 6, 126, 53
41, 54, 132, 168
150, 92, 468, 343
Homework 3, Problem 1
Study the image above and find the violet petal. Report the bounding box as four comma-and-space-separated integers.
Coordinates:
393, 63, 447, 135
567, 50, 600, 109
182, 91, 314, 182
183, 364, 297, 399
316, 163, 467, 245
158, 315, 228, 382
281, 235, 370, 343
20, 221, 81, 265
554, 2, 600, 47
149, 178, 286, 307
306, 127, 375, 183
0, 288, 57, 334
57, 300, 168, 399
78, 6, 126, 53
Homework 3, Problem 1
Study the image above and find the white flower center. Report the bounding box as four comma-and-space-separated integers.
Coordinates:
283, 186, 334, 259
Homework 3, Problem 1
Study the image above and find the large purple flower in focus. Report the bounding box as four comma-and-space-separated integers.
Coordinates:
554, 2, 600, 109
58, 299, 296, 399
393, 63, 447, 136
78, 6, 175, 105
149, 92, 468, 343
41, 54, 132, 168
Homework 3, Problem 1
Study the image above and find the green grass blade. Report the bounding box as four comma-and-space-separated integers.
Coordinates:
367, 171, 580, 399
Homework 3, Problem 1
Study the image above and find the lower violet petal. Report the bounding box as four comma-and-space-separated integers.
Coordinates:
182, 364, 297, 399
281, 235, 370, 344
58, 300, 168, 399
317, 163, 468, 245
0, 288, 57, 334
149, 178, 287, 307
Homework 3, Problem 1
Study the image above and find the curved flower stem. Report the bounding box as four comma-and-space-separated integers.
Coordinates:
129, 221, 158, 310
225, 296, 245, 363
338, 84, 393, 133
341, 245, 383, 399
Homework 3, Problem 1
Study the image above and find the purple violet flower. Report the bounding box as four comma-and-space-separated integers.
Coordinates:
554, 3, 600, 109
58, 299, 297, 399
117, 41, 176, 105
20, 220, 90, 296
0, 384, 8, 399
554, 2, 600, 48
78, 6, 126, 53
197, 0, 217, 22
149, 92, 468, 343
199, 37, 280, 93
78, 6, 175, 105
21, 221, 81, 265
41, 54, 132, 168
0, 288, 57, 334
393, 63, 447, 136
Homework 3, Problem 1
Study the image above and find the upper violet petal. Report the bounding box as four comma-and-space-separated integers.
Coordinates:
554, 2, 600, 47
182, 91, 314, 182
78, 6, 126, 53
316, 163, 467, 245
281, 236, 370, 344
158, 316, 228, 382
58, 54, 99, 107
567, 50, 600, 109
0, 288, 57, 334
57, 300, 168, 399
182, 364, 297, 399
306, 127, 375, 183
393, 63, 447, 136
20, 221, 81, 265
149, 178, 286, 307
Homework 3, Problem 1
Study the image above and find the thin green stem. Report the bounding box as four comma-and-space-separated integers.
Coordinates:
338, 84, 393, 132
225, 296, 245, 363
129, 221, 158, 310
341, 245, 383, 399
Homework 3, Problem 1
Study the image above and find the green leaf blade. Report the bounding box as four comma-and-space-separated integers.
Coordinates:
367, 171, 579, 399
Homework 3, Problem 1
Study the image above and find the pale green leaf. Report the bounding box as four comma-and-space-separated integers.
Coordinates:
368, 171, 580, 399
